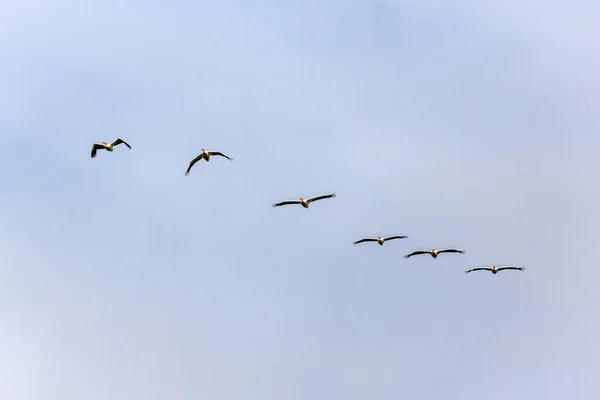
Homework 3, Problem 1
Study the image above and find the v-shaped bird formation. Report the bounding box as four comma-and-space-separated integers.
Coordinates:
90, 137, 525, 276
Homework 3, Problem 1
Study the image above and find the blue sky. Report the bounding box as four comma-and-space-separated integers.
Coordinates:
1, 1, 598, 399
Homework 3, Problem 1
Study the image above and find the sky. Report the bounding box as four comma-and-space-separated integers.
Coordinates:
0, 1, 599, 399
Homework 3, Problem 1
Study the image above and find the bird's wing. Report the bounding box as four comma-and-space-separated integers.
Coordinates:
272, 200, 301, 207
438, 248, 465, 254
307, 193, 337, 203
353, 238, 378, 245
90, 143, 103, 158
464, 268, 492, 274
404, 250, 430, 258
185, 154, 204, 176
111, 138, 131, 149
208, 151, 233, 160
384, 235, 408, 241
497, 266, 524, 272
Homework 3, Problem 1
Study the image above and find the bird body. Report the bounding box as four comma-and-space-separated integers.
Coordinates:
464, 265, 524, 274
91, 138, 131, 158
353, 235, 409, 246
185, 148, 233, 176
404, 248, 465, 259
272, 193, 337, 208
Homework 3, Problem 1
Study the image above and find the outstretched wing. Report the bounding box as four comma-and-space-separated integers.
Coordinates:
404, 250, 430, 258
464, 268, 492, 274
353, 238, 378, 245
185, 154, 204, 176
90, 143, 103, 158
438, 248, 465, 254
497, 266, 525, 273
111, 138, 131, 149
272, 200, 301, 207
307, 193, 337, 203
383, 235, 408, 241
208, 151, 233, 161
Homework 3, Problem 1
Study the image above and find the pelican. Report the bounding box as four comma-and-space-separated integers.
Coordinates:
185, 148, 233, 176
90, 138, 131, 158
465, 265, 525, 274
404, 248, 465, 259
272, 193, 337, 208
354, 235, 408, 246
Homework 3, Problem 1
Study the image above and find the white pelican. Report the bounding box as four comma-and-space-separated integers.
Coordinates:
185, 148, 233, 176
404, 248, 465, 259
354, 235, 408, 246
90, 138, 131, 158
465, 265, 525, 274
272, 193, 337, 208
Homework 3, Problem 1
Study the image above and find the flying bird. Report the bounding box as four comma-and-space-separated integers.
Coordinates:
464, 265, 525, 274
354, 235, 409, 246
404, 248, 465, 259
185, 148, 233, 176
272, 193, 337, 208
91, 138, 131, 158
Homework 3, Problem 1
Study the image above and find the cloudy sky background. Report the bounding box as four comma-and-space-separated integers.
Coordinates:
0, 1, 598, 399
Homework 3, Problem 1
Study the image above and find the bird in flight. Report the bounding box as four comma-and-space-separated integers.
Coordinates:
272, 193, 337, 209
185, 148, 233, 176
354, 235, 408, 246
464, 265, 525, 274
404, 248, 465, 259
90, 138, 131, 158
